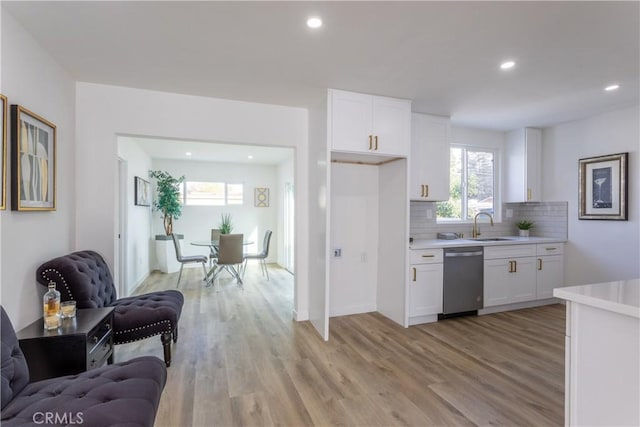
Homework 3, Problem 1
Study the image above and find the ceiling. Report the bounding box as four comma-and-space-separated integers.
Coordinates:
3, 1, 639, 135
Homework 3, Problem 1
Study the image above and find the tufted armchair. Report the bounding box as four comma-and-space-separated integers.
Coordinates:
36, 250, 184, 367
1, 306, 167, 427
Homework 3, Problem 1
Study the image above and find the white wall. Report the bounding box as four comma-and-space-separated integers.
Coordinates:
149, 158, 279, 264
330, 163, 379, 316
0, 11, 76, 329
117, 137, 152, 296
75, 83, 310, 319
543, 105, 639, 285
276, 156, 294, 267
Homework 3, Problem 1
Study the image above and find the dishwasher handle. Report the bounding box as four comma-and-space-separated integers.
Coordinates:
445, 251, 483, 257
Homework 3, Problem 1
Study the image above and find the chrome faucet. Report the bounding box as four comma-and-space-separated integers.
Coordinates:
472, 212, 494, 238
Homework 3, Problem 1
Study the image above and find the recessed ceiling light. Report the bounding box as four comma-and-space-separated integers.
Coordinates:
500, 60, 516, 70
605, 84, 620, 91
185, 152, 192, 156
248, 155, 253, 160
307, 17, 322, 29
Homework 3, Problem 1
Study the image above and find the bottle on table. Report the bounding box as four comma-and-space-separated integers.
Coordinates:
43, 281, 61, 330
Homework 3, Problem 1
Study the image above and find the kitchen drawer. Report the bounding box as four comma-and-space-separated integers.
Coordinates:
484, 244, 536, 260
410, 248, 443, 264
537, 242, 564, 256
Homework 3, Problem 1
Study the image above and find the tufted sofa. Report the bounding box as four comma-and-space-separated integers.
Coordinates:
1, 306, 166, 427
36, 250, 184, 367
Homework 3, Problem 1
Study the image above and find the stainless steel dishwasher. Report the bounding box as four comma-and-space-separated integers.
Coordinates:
442, 246, 484, 317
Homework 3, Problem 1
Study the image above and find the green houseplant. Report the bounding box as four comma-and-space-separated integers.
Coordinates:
516, 220, 535, 237
149, 170, 185, 235
219, 213, 233, 234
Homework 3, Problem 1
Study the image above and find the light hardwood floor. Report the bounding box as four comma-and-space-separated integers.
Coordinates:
117, 265, 565, 427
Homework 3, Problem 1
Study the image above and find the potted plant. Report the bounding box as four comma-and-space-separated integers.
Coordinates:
516, 220, 535, 237
219, 213, 233, 234
149, 170, 185, 235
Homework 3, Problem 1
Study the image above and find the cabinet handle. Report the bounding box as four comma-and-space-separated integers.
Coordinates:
508, 261, 513, 273
527, 188, 532, 201
422, 254, 435, 258
538, 258, 542, 270
420, 185, 424, 197
368, 135, 373, 150
424, 185, 429, 198
513, 260, 517, 273
545, 247, 557, 251
412, 267, 416, 282
374, 135, 378, 150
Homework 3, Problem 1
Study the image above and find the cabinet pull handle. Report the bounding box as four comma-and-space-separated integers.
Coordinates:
412, 267, 416, 282
527, 188, 532, 201
374, 135, 378, 150
513, 260, 517, 273
545, 247, 557, 251
420, 185, 424, 197
368, 135, 373, 150
538, 259, 542, 270
422, 254, 435, 258
508, 261, 513, 273
424, 185, 429, 198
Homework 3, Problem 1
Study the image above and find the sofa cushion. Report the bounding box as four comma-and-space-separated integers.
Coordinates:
0, 356, 167, 427
112, 290, 184, 344
1, 308, 29, 410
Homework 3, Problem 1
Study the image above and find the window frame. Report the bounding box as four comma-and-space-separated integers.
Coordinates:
181, 181, 244, 206
437, 144, 501, 223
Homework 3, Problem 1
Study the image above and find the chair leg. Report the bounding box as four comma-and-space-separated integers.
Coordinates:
201, 262, 208, 282
241, 259, 248, 278
262, 259, 269, 280
176, 264, 184, 288
172, 326, 178, 343
161, 332, 172, 367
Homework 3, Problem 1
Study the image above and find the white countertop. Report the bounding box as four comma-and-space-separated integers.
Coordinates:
554, 279, 640, 318
410, 236, 566, 249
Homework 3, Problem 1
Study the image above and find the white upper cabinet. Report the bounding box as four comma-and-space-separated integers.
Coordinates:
329, 89, 411, 157
505, 127, 542, 202
410, 113, 450, 201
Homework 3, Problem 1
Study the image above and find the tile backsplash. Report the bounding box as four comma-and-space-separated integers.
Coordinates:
410, 201, 568, 240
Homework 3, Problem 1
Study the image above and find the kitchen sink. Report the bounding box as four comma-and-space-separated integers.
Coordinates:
469, 237, 514, 241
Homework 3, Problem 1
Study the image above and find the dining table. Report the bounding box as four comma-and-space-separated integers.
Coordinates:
191, 239, 254, 283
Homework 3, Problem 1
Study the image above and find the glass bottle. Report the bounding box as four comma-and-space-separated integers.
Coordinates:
43, 281, 61, 330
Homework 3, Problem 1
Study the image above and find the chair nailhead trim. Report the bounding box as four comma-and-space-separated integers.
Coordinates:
114, 319, 172, 344
40, 268, 74, 300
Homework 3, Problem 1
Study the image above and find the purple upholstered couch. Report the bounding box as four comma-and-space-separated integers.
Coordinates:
1, 306, 166, 427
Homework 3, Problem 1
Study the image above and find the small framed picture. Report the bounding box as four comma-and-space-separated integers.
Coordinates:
135, 176, 151, 206
578, 152, 628, 220
1, 94, 7, 210
254, 187, 269, 207
11, 105, 56, 211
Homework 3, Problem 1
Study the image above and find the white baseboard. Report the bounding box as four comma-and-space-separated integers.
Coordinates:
330, 303, 376, 318
478, 298, 559, 315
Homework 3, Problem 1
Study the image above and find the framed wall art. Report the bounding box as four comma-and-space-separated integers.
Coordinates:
578, 152, 628, 220
135, 176, 151, 206
254, 187, 269, 207
1, 94, 7, 210
11, 105, 57, 211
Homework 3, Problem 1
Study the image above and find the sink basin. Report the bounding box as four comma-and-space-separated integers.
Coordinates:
469, 237, 514, 241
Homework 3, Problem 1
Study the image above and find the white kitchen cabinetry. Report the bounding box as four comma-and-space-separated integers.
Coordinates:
536, 243, 564, 299
484, 245, 537, 307
505, 127, 542, 202
409, 249, 443, 324
410, 113, 450, 201
329, 89, 411, 157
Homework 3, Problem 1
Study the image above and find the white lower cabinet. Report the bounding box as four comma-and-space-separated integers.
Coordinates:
484, 243, 565, 308
536, 243, 564, 299
409, 249, 443, 323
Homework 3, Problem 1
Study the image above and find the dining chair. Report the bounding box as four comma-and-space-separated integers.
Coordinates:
241, 230, 273, 280
171, 233, 208, 288
209, 229, 221, 267
207, 233, 244, 288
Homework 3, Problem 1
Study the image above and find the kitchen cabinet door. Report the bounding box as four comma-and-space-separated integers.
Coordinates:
329, 89, 410, 156
536, 255, 564, 299
484, 257, 536, 307
409, 263, 443, 317
505, 127, 542, 202
410, 113, 450, 201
